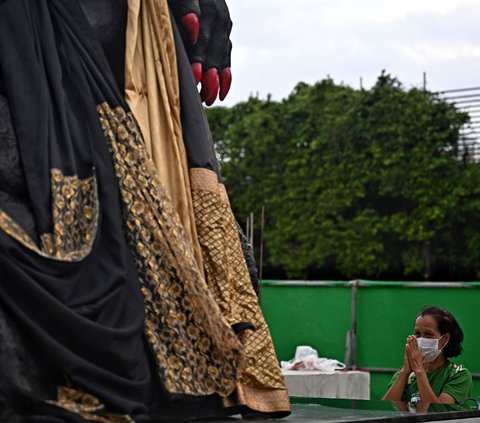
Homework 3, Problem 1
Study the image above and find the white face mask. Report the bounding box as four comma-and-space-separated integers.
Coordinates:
416, 335, 446, 363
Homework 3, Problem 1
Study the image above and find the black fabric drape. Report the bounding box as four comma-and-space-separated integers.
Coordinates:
78, 0, 128, 91
0, 94, 38, 241
0, 0, 152, 417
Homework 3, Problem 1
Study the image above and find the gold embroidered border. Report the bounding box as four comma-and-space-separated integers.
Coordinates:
97, 102, 243, 397
189, 168, 230, 206
0, 209, 38, 251
218, 182, 229, 206
222, 383, 291, 415
190, 168, 289, 398
189, 167, 220, 194
47, 386, 134, 423
0, 168, 98, 262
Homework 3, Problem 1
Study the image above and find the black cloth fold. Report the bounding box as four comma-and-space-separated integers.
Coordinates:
0, 0, 151, 417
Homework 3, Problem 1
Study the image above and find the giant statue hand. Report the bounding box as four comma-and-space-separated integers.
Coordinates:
169, 0, 233, 106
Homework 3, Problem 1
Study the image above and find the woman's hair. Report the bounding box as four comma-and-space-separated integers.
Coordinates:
417, 306, 464, 358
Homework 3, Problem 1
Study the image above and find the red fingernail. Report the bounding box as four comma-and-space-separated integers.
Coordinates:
181, 13, 199, 45
191, 62, 202, 84
219, 67, 232, 101
201, 68, 220, 106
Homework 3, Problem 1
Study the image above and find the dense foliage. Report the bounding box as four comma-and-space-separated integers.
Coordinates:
207, 73, 480, 280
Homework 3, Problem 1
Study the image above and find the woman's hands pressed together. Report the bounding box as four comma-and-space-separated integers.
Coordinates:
406, 335, 425, 374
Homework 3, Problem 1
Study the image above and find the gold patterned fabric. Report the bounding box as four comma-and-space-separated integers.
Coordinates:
97, 103, 243, 396
48, 387, 134, 423
0, 168, 98, 262
190, 168, 291, 415
223, 383, 292, 415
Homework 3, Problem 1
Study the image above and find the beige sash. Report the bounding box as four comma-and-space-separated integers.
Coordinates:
124, 0, 204, 273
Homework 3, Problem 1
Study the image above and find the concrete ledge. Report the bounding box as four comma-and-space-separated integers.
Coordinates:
282, 370, 370, 400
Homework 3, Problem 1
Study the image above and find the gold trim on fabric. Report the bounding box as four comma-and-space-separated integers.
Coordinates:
47, 386, 134, 423
0, 168, 98, 262
97, 102, 243, 397
223, 383, 291, 414
218, 183, 230, 206
42, 168, 98, 260
190, 168, 221, 194
0, 209, 39, 251
190, 167, 290, 411
189, 168, 230, 206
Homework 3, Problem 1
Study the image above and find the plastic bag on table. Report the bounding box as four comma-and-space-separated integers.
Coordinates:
281, 345, 346, 372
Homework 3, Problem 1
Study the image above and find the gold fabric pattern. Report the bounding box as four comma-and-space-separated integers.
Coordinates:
190, 168, 290, 413
223, 383, 290, 414
41, 168, 98, 260
48, 386, 134, 423
0, 168, 98, 262
0, 209, 38, 251
97, 102, 243, 397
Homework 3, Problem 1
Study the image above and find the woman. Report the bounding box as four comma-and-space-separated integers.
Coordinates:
383, 306, 473, 413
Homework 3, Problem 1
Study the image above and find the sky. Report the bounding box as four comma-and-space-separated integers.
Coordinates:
219, 0, 480, 107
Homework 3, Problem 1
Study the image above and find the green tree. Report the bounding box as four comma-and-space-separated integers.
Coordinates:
206, 73, 480, 280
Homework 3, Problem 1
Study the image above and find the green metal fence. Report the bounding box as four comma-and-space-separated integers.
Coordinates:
260, 280, 480, 403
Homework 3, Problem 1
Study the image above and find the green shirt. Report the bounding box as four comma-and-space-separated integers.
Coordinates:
388, 361, 473, 412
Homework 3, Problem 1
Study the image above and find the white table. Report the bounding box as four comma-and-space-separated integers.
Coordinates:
282, 370, 370, 400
